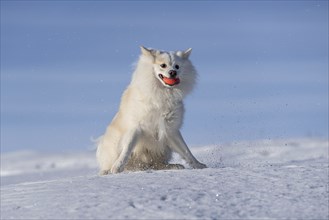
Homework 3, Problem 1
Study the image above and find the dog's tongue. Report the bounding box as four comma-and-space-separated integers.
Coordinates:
163, 77, 180, 86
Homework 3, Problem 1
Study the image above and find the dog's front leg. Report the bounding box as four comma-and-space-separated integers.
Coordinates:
111, 126, 141, 173
168, 130, 207, 169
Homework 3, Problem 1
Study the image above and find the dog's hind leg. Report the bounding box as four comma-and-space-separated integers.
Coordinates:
111, 126, 142, 173
96, 137, 118, 175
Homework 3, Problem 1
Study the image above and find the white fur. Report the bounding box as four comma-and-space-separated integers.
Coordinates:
96, 46, 207, 174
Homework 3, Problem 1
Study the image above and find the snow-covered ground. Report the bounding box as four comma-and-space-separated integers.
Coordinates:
1, 138, 328, 219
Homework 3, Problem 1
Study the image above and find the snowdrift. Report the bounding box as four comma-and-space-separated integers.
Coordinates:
1, 138, 328, 219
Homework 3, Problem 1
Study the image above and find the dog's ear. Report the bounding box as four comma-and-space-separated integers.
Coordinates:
140, 46, 155, 57
182, 48, 192, 59
176, 48, 192, 59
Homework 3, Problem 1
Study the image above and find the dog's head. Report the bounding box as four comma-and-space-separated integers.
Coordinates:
140, 46, 193, 88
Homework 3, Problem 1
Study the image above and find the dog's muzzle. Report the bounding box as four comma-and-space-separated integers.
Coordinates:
158, 74, 180, 86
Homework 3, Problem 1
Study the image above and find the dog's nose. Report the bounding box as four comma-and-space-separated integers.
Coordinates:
169, 70, 177, 78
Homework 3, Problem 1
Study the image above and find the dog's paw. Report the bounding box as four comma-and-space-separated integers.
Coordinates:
111, 162, 124, 174
99, 170, 110, 176
191, 162, 207, 169
166, 164, 185, 170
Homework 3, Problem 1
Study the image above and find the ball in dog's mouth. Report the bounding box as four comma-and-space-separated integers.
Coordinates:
158, 74, 180, 86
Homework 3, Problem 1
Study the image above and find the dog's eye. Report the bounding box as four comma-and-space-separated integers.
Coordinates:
160, 64, 167, 68
175, 65, 180, 70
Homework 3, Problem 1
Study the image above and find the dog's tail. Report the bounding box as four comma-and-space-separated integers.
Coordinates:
90, 135, 104, 151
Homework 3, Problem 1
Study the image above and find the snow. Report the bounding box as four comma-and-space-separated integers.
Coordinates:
1, 138, 328, 219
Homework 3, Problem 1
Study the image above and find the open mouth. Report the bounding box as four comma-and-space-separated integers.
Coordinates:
158, 74, 180, 86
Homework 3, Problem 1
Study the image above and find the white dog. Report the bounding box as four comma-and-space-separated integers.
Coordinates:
96, 46, 207, 174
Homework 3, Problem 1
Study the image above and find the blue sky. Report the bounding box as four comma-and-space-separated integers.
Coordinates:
1, 1, 328, 152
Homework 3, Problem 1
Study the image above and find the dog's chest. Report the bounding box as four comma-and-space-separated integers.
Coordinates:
141, 100, 183, 140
